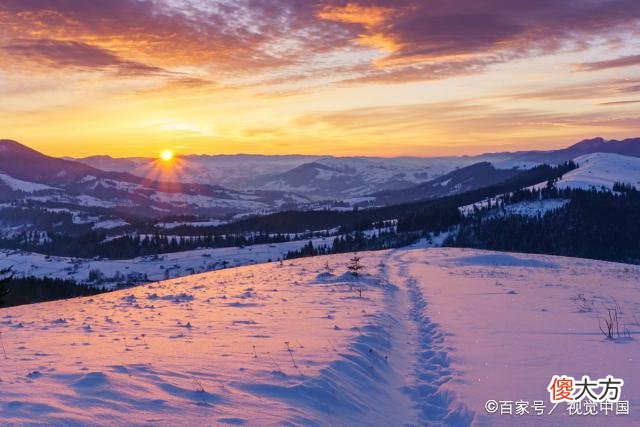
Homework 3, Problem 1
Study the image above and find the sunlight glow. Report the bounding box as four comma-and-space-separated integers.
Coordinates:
160, 150, 174, 161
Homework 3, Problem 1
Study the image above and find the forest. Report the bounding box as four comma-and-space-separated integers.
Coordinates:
447, 185, 640, 264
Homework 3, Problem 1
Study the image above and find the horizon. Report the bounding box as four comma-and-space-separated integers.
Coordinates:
2, 1, 640, 157
2, 135, 637, 160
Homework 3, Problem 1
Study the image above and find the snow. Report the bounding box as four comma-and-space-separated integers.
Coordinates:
0, 253, 411, 425
464, 152, 640, 219
503, 199, 570, 217
92, 219, 130, 230
0, 237, 336, 287
0, 173, 58, 193
460, 196, 569, 218
2, 247, 639, 425
554, 153, 640, 191
150, 191, 267, 210
390, 248, 640, 426
156, 220, 229, 230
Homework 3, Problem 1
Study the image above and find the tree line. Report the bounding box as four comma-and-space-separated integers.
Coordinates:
447, 185, 640, 264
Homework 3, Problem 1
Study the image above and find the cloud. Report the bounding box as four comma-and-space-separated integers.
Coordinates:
342, 56, 501, 84
320, 0, 640, 81
294, 100, 640, 140
0, 0, 351, 72
0, 0, 639, 86
3, 39, 168, 75
577, 54, 640, 71
599, 99, 640, 106
507, 78, 640, 101
342, 1, 639, 56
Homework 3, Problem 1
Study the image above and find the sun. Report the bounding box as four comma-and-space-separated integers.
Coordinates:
160, 150, 174, 161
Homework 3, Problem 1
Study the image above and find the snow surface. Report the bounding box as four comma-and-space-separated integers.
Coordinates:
156, 220, 229, 230
1, 247, 639, 425
460, 197, 569, 218
92, 219, 130, 230
0, 237, 336, 287
462, 152, 640, 219
554, 153, 640, 191
0, 173, 58, 193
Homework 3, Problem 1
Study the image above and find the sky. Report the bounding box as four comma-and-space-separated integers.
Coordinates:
1, 0, 640, 158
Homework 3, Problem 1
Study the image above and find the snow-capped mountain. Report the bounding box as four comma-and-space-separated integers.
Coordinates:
249, 156, 483, 199
490, 136, 640, 167
76, 154, 323, 189
0, 139, 309, 217
461, 152, 640, 218
71, 137, 640, 201
76, 154, 481, 199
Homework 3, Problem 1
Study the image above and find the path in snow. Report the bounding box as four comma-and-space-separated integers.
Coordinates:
387, 254, 474, 425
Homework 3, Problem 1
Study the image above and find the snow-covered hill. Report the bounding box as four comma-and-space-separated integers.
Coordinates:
0, 237, 336, 287
554, 152, 640, 191
370, 161, 523, 205
460, 152, 640, 218
1, 247, 638, 425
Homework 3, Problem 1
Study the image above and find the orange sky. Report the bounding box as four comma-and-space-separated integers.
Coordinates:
1, 1, 639, 158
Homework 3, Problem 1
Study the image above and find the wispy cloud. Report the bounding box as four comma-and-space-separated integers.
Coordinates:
577, 54, 640, 71
3, 39, 168, 76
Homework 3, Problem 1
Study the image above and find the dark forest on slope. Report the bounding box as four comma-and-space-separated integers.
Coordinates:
447, 185, 640, 264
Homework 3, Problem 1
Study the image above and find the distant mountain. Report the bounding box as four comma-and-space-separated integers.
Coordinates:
0, 139, 309, 217
70, 137, 640, 201
491, 137, 640, 166
65, 155, 150, 173
249, 156, 481, 199
0, 139, 114, 186
74, 153, 489, 198
76, 154, 322, 189
368, 162, 523, 206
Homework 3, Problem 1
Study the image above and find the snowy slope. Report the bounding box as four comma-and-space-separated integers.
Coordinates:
554, 153, 640, 191
0, 173, 59, 193
391, 248, 640, 426
0, 237, 336, 287
1, 248, 639, 425
460, 152, 640, 218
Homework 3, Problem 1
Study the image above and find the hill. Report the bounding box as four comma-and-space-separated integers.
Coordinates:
369, 162, 522, 205
553, 152, 640, 191
0, 248, 638, 425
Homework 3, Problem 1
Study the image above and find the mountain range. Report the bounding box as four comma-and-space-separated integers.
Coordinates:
73, 136, 640, 204
0, 139, 307, 218
1, 136, 640, 223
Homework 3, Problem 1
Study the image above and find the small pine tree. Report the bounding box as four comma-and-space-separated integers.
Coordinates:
324, 260, 332, 273
347, 255, 363, 277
